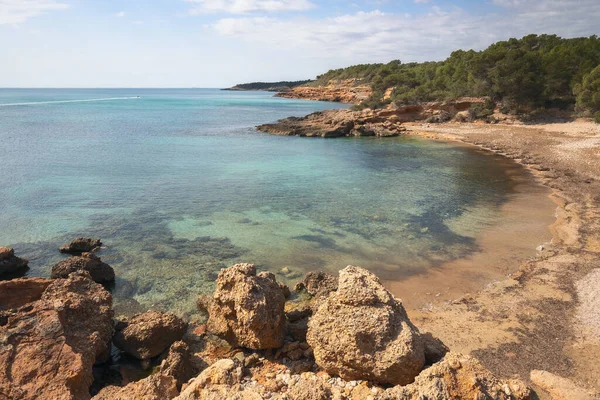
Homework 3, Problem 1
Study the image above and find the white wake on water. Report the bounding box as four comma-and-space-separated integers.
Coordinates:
0, 97, 139, 106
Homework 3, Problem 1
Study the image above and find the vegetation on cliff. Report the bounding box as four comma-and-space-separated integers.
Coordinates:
226, 80, 311, 91
310, 34, 600, 116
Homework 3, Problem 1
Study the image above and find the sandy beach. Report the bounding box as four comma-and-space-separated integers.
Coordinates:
399, 120, 600, 394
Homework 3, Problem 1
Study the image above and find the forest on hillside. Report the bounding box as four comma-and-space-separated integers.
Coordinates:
313, 35, 600, 120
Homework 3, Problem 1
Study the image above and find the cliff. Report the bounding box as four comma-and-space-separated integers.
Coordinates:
274, 78, 372, 104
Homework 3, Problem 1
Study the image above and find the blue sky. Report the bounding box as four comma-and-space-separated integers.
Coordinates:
2, 0, 599, 87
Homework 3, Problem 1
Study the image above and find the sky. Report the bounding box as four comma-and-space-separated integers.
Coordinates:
1, 0, 600, 88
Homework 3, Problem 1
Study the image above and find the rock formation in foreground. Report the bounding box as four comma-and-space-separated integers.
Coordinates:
207, 263, 286, 349
0, 271, 113, 400
0, 246, 28, 276
59, 237, 102, 254
307, 266, 428, 385
113, 310, 187, 360
51, 252, 115, 283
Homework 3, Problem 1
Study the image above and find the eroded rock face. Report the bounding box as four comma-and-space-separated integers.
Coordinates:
0, 246, 28, 276
59, 237, 102, 254
207, 264, 285, 350
161, 341, 195, 390
383, 352, 532, 400
91, 373, 179, 400
51, 252, 115, 283
0, 271, 114, 400
0, 277, 52, 310
175, 358, 263, 400
306, 266, 426, 385
113, 310, 187, 360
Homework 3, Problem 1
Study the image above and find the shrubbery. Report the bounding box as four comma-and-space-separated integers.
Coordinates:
468, 100, 495, 121
310, 35, 600, 113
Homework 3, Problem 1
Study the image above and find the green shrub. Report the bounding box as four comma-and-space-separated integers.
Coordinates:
594, 111, 600, 124
468, 100, 495, 121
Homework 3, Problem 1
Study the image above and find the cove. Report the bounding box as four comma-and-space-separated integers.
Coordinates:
0, 88, 554, 317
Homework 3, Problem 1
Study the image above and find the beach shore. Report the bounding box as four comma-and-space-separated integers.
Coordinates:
399, 120, 600, 393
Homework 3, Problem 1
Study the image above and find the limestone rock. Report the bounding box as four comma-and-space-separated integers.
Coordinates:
207, 263, 285, 349
0, 277, 52, 310
287, 375, 332, 400
59, 237, 102, 254
306, 266, 426, 385
0, 246, 28, 276
161, 341, 195, 390
175, 358, 258, 400
113, 310, 187, 359
0, 271, 114, 400
295, 270, 338, 301
51, 252, 115, 283
383, 352, 532, 400
530, 370, 596, 400
91, 374, 179, 400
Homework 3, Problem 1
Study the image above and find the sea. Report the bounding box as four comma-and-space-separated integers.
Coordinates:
0, 88, 542, 316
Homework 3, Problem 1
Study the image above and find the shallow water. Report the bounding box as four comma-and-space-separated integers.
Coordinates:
0, 89, 544, 316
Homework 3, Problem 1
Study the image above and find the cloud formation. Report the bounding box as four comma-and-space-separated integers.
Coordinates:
0, 0, 68, 25
210, 0, 600, 63
186, 0, 315, 14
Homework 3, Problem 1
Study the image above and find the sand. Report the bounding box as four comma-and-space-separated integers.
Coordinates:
397, 120, 600, 394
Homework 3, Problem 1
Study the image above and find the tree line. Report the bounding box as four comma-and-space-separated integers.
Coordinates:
313, 34, 600, 121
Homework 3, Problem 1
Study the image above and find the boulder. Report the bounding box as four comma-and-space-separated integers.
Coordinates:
383, 352, 532, 400
207, 263, 286, 349
59, 237, 102, 254
287, 375, 331, 400
0, 271, 114, 400
91, 373, 179, 400
113, 310, 187, 360
51, 252, 115, 283
306, 266, 426, 385
0, 277, 52, 310
295, 270, 338, 301
175, 358, 263, 400
161, 341, 195, 390
0, 246, 28, 276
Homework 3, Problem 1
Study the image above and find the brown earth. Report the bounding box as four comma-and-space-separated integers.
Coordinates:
274, 79, 372, 104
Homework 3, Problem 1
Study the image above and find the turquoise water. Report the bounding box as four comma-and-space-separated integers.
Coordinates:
1, 89, 526, 316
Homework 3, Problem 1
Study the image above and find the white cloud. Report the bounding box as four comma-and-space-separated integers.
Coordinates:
186, 0, 315, 14
210, 0, 600, 63
116, 11, 125, 17
0, 0, 69, 25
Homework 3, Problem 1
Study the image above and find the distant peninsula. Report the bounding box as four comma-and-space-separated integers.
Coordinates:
223, 80, 312, 92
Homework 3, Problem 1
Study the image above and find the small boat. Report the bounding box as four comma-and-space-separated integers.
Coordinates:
136, 96, 140, 98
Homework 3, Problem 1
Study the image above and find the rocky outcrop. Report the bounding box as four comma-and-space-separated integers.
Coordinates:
113, 310, 187, 360
274, 79, 372, 104
0, 270, 114, 400
0, 246, 28, 276
92, 341, 193, 400
59, 237, 102, 254
175, 358, 263, 400
91, 373, 179, 400
383, 352, 532, 399
257, 109, 406, 138
161, 341, 195, 390
0, 277, 52, 310
257, 99, 487, 138
530, 370, 596, 400
207, 263, 286, 350
51, 252, 115, 283
306, 266, 427, 385
294, 270, 338, 300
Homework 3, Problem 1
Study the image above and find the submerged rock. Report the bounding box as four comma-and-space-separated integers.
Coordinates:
0, 270, 114, 400
59, 237, 102, 254
207, 263, 286, 350
51, 252, 115, 283
0, 246, 28, 276
306, 266, 427, 385
113, 310, 187, 360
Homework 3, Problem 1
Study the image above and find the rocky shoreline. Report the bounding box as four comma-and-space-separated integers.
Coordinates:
2, 114, 600, 398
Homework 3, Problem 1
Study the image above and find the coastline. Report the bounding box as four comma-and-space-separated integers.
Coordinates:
399, 121, 600, 392
256, 101, 600, 392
